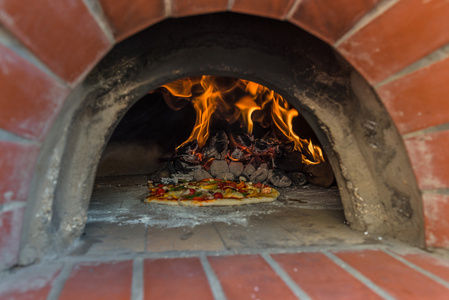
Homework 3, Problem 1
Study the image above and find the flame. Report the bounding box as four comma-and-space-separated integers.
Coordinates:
235, 96, 261, 134
160, 75, 325, 165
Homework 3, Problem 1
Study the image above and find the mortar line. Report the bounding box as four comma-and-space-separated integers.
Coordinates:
131, 257, 144, 300
144, 224, 149, 252
0, 128, 39, 145
50, 243, 397, 264
285, 0, 303, 20
164, 0, 172, 17
262, 253, 312, 300
334, 0, 400, 48
0, 202, 25, 213
402, 122, 449, 140
375, 41, 449, 88
227, 0, 236, 10
46, 262, 74, 300
324, 251, 396, 300
82, 0, 115, 44
212, 223, 229, 250
384, 250, 449, 290
200, 253, 227, 300
0, 26, 69, 88
422, 188, 449, 196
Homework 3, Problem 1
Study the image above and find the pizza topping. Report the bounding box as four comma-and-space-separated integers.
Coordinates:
261, 187, 272, 194
213, 192, 223, 199
156, 188, 166, 196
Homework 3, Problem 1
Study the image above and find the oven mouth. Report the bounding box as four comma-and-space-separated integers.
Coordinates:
19, 12, 424, 265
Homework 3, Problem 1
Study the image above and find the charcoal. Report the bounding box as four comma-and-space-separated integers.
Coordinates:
243, 164, 256, 177
274, 151, 304, 172
228, 148, 244, 161
234, 132, 253, 148
253, 140, 269, 155
176, 140, 199, 155
268, 170, 292, 187
250, 167, 268, 183
203, 131, 229, 159
174, 159, 185, 172
304, 162, 334, 188
229, 161, 244, 176
192, 169, 212, 181
258, 163, 268, 170
210, 160, 229, 177
219, 172, 235, 181
181, 153, 202, 164
183, 163, 202, 172
288, 172, 307, 186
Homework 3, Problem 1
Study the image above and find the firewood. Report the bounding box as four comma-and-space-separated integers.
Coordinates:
304, 162, 334, 188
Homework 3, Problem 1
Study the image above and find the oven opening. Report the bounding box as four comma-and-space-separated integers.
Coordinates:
79, 76, 377, 256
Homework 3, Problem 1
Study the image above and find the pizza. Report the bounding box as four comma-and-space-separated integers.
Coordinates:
144, 178, 280, 206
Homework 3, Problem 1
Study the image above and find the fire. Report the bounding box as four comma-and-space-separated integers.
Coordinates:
158, 75, 325, 165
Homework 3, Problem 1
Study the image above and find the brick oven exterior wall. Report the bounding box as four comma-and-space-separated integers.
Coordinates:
0, 0, 448, 269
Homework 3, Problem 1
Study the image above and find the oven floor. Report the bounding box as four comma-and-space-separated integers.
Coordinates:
73, 175, 383, 257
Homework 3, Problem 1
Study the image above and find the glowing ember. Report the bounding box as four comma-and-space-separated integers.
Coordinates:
158, 75, 325, 165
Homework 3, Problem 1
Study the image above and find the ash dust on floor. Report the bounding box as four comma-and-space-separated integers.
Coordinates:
72, 176, 381, 256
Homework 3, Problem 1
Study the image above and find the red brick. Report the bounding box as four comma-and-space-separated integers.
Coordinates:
272, 252, 382, 299
0, 44, 69, 141
172, 0, 228, 17
422, 193, 449, 248
337, 0, 449, 84
0, 0, 112, 83
404, 130, 449, 190
208, 254, 297, 300
231, 0, 295, 19
377, 56, 449, 134
0, 208, 25, 269
59, 261, 133, 300
99, 0, 166, 41
336, 250, 449, 298
144, 257, 214, 300
289, 0, 379, 44
401, 252, 449, 281
0, 264, 61, 299
0, 141, 40, 206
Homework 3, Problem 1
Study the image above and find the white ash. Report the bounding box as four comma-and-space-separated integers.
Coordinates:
87, 199, 285, 229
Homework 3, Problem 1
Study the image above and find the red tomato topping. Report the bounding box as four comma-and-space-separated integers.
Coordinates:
213, 192, 223, 199
254, 183, 263, 188
156, 188, 166, 195
188, 188, 196, 195
192, 196, 205, 200
157, 184, 164, 188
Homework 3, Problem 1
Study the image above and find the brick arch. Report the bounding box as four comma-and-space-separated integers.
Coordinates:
1, 0, 449, 270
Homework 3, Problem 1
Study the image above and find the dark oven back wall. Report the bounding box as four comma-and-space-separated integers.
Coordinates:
18, 13, 423, 265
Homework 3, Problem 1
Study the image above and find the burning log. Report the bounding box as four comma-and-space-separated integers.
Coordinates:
274, 151, 305, 172
304, 162, 334, 188
202, 131, 229, 159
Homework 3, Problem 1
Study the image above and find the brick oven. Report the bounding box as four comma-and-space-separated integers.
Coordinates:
1, 1, 449, 296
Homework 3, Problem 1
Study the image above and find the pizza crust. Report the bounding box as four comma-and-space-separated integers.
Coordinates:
145, 190, 279, 207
